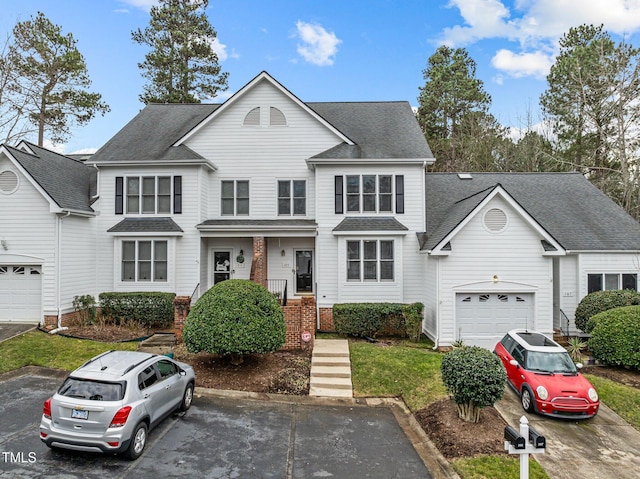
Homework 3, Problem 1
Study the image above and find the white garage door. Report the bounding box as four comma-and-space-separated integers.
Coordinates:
456, 293, 533, 349
0, 265, 42, 322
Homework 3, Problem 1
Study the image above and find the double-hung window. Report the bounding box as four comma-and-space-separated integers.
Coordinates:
122, 240, 167, 282
116, 176, 181, 215
587, 273, 637, 294
221, 180, 249, 215
278, 180, 306, 215
338, 175, 401, 213
346, 240, 394, 282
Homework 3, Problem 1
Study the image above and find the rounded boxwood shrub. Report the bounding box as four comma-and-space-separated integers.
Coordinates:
574, 290, 640, 333
588, 305, 640, 370
183, 280, 286, 362
440, 346, 506, 423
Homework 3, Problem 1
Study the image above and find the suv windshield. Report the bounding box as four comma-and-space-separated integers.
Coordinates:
525, 351, 577, 374
59, 377, 125, 401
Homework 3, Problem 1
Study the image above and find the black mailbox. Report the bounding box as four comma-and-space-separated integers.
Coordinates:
504, 425, 526, 449
529, 426, 546, 449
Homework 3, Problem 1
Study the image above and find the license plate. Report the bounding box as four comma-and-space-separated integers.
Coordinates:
72, 409, 88, 420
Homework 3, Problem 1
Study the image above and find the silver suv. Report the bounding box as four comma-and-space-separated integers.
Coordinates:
39, 350, 195, 460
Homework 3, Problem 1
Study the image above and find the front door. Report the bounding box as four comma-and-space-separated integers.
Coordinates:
213, 250, 232, 284
295, 250, 313, 293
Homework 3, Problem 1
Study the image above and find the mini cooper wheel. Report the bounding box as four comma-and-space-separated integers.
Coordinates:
180, 383, 194, 412
124, 422, 148, 460
521, 387, 535, 413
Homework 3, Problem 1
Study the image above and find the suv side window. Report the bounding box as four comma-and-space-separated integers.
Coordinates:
156, 360, 178, 380
512, 345, 526, 366
138, 365, 159, 390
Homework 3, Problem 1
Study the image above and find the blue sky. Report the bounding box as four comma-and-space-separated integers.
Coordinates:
2, 0, 640, 153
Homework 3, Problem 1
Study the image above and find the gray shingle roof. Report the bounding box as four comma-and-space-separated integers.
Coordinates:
424, 172, 640, 251
198, 219, 317, 228
107, 217, 183, 233
89, 100, 433, 164
333, 217, 408, 232
308, 102, 433, 159
90, 104, 216, 164
7, 143, 95, 213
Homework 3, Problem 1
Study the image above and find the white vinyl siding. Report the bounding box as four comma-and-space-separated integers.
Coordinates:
433, 196, 553, 347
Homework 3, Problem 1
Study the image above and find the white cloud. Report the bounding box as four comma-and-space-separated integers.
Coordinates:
439, 0, 640, 79
209, 37, 239, 62
117, 0, 157, 12
491, 49, 553, 78
295, 21, 342, 66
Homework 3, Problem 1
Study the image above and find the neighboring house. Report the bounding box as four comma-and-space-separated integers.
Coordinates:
1, 71, 640, 349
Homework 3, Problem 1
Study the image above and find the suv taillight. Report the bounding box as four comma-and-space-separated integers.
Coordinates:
43, 398, 52, 419
109, 406, 132, 428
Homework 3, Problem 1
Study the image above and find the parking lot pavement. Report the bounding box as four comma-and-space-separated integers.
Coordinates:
0, 371, 434, 479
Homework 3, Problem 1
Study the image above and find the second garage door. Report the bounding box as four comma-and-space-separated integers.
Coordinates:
0, 265, 42, 322
456, 293, 533, 349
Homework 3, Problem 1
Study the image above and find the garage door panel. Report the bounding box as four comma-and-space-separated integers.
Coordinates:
0, 265, 41, 322
456, 293, 533, 349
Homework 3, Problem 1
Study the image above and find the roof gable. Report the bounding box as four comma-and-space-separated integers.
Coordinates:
175, 71, 353, 146
425, 173, 640, 252
2, 142, 95, 214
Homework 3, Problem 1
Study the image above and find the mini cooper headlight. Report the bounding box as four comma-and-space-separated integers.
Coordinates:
536, 385, 549, 400
588, 388, 599, 402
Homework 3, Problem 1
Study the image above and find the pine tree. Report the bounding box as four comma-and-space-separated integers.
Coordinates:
132, 0, 229, 104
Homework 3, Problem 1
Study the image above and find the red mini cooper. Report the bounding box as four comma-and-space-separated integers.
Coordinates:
494, 329, 599, 419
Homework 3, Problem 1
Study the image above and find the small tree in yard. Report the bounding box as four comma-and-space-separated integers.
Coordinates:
183, 279, 285, 364
441, 346, 506, 423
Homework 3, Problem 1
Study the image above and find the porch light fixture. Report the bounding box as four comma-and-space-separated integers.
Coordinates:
1, 240, 7, 251
281, 249, 285, 256
239, 249, 244, 256
493, 274, 498, 283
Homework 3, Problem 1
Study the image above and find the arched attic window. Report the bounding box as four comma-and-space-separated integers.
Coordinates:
243, 107, 261, 126
270, 107, 287, 126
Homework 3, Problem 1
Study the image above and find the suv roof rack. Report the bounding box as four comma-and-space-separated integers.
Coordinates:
79, 350, 115, 369
122, 354, 157, 376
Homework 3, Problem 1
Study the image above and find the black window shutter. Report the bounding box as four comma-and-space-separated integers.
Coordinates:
115, 177, 123, 215
395, 175, 404, 214
173, 176, 182, 214
335, 176, 343, 214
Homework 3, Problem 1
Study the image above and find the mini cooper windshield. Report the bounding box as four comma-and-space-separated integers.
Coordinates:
525, 351, 577, 374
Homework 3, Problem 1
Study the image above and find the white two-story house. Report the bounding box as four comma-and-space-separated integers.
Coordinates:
2, 71, 640, 349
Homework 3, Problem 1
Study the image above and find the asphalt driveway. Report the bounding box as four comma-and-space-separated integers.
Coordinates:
0, 323, 36, 343
496, 387, 640, 479
0, 369, 437, 479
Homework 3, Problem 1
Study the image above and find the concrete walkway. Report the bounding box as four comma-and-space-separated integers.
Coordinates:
309, 339, 353, 398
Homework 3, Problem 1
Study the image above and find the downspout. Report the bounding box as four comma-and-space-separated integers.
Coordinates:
432, 257, 440, 350
91, 164, 100, 200
50, 212, 71, 334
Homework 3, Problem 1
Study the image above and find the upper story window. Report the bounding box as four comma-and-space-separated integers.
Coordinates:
346, 239, 394, 282
242, 106, 287, 127
116, 176, 181, 215
278, 180, 306, 215
588, 273, 637, 294
221, 180, 249, 215
122, 240, 167, 282
335, 175, 404, 214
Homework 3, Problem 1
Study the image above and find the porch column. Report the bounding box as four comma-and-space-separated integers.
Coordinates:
250, 236, 268, 288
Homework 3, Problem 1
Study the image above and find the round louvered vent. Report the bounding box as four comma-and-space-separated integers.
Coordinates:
483, 208, 507, 232
0, 170, 18, 194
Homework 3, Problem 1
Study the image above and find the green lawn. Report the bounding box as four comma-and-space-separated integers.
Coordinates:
585, 374, 640, 430
0, 330, 137, 374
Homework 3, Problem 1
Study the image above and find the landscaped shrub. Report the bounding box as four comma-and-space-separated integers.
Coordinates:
575, 290, 640, 332
72, 294, 97, 325
98, 292, 175, 328
182, 279, 285, 363
440, 346, 506, 423
332, 302, 424, 339
588, 306, 640, 370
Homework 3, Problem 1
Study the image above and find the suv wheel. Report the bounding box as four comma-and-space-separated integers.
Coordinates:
521, 386, 535, 413
180, 383, 194, 411
124, 422, 148, 460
